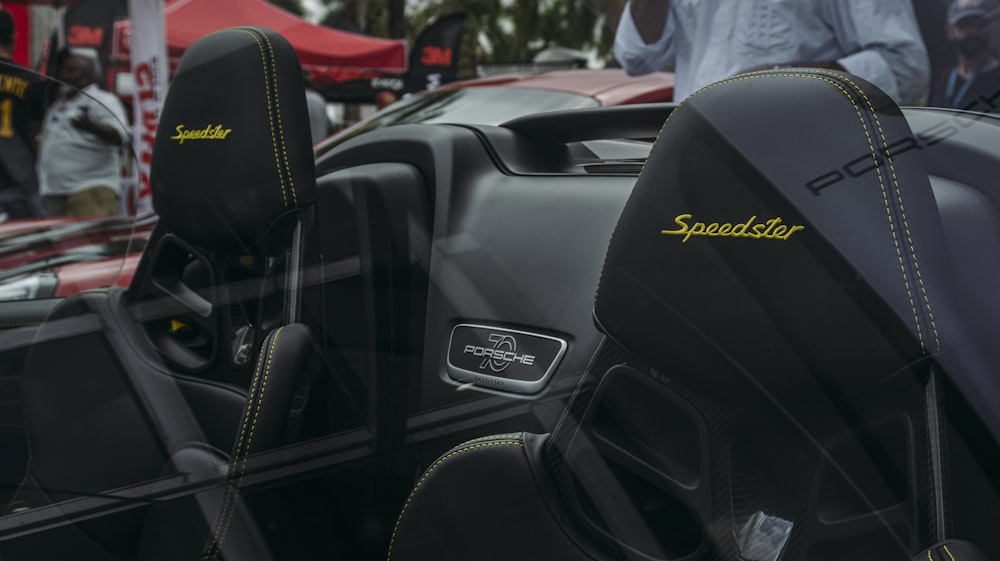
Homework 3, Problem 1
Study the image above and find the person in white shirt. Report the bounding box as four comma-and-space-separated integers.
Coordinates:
37, 51, 129, 217
613, 0, 931, 105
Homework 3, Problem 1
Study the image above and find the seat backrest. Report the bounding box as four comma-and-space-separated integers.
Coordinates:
8, 27, 319, 560
132, 24, 318, 376
388, 69, 1000, 561
578, 69, 995, 560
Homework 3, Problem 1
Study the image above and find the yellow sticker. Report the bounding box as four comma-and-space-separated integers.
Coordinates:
170, 124, 233, 144
661, 214, 805, 243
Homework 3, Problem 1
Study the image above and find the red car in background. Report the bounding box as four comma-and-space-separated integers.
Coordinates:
433, 67, 675, 105
317, 68, 675, 155
0, 214, 155, 300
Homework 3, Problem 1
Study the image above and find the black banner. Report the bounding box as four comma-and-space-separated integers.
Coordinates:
61, 0, 124, 86
404, 12, 466, 94
311, 70, 406, 103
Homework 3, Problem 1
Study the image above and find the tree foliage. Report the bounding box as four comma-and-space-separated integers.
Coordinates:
305, 0, 618, 74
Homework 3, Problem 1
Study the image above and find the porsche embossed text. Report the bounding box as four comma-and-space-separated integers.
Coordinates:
170, 124, 233, 144
661, 214, 805, 243
463, 334, 535, 373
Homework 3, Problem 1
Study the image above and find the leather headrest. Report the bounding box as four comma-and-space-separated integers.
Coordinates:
594, 69, 964, 407
151, 26, 317, 254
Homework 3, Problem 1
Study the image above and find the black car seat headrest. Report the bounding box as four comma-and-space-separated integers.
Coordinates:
594, 69, 972, 409
151, 26, 317, 255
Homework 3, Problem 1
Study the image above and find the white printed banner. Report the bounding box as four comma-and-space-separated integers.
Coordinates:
125, 0, 167, 216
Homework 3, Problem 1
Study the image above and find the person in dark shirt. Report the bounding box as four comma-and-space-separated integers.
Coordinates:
0, 8, 45, 219
929, 0, 1000, 111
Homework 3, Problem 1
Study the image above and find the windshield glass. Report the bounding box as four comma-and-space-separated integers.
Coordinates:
1, 3, 999, 561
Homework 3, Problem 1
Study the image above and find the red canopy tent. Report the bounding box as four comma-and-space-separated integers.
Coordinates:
111, 0, 407, 88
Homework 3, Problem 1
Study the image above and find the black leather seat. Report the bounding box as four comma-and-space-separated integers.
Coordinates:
4, 27, 318, 560
388, 69, 1000, 561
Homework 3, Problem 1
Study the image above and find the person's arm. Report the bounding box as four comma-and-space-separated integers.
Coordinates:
71, 106, 123, 146
629, 0, 671, 45
613, 0, 676, 76
824, 0, 931, 105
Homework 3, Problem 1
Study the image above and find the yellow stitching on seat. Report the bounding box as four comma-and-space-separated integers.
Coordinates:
204, 326, 283, 560
811, 69, 940, 352
237, 326, 279, 462
743, 70, 926, 350
928, 548, 935, 561
203, 326, 280, 559
205, 327, 281, 559
48, 288, 109, 315
823, 72, 927, 351
257, 29, 297, 207
943, 543, 957, 561
457, 433, 523, 447
202, 334, 266, 560
744, 68, 939, 352
219, 28, 290, 210
386, 438, 525, 561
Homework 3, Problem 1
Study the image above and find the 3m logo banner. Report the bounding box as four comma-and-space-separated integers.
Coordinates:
446, 324, 567, 395
405, 12, 466, 94
63, 0, 120, 59
420, 46, 453, 67
67, 25, 106, 49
